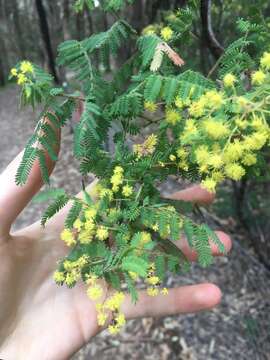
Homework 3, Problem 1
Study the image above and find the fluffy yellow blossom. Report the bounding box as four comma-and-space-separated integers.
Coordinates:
105, 292, 125, 311
161, 287, 169, 295
110, 173, 123, 190
169, 154, 176, 161
141, 231, 152, 244
251, 70, 266, 85
60, 228, 76, 247
201, 177, 217, 193
122, 184, 133, 197
78, 228, 93, 244
242, 153, 257, 166
166, 108, 181, 125
175, 97, 183, 109
114, 166, 124, 174
96, 226, 109, 241
177, 148, 188, 158
189, 100, 205, 118
203, 119, 229, 139
108, 324, 120, 335
129, 271, 139, 280
97, 311, 108, 326
224, 140, 244, 162
17, 73, 27, 85
10, 68, 18, 77
237, 96, 249, 108
99, 188, 113, 200
142, 25, 157, 35
208, 154, 224, 169
195, 145, 210, 164
144, 101, 158, 112
223, 73, 237, 87
204, 90, 224, 109
65, 272, 77, 286
53, 271, 65, 283
20, 61, 34, 74
87, 285, 103, 300
147, 287, 159, 296
152, 223, 159, 231
161, 26, 173, 41
235, 118, 248, 129
115, 313, 126, 327
146, 276, 160, 286
225, 163, 245, 180
212, 171, 225, 182
74, 218, 83, 230
260, 52, 270, 69
178, 160, 189, 171
144, 134, 158, 154
85, 207, 97, 220
244, 132, 268, 150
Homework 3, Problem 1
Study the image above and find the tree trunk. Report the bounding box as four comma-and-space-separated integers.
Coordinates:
10, 0, 26, 58
35, 0, 59, 83
63, 0, 71, 40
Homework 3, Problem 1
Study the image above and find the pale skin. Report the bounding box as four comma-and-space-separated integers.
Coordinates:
0, 133, 232, 359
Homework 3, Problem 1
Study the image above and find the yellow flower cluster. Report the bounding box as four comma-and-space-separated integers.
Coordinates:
10, 61, 34, 86
145, 263, 169, 297
53, 255, 89, 287
223, 73, 237, 87
133, 134, 158, 158
166, 108, 181, 125
122, 184, 133, 197
110, 166, 124, 192
144, 100, 158, 112
161, 26, 174, 41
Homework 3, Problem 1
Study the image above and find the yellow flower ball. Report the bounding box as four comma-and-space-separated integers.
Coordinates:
161, 26, 174, 41
223, 73, 237, 87
251, 70, 266, 85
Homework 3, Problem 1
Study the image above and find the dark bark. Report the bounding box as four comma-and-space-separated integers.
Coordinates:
200, 0, 224, 60
63, 0, 71, 40
35, 0, 59, 83
9, 0, 26, 58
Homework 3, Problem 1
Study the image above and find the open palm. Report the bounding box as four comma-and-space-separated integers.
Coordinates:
0, 146, 231, 359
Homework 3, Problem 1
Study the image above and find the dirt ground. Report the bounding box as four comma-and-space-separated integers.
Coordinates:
1, 85, 270, 360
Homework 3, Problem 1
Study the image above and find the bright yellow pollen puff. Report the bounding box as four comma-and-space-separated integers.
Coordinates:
65, 272, 77, 287
195, 145, 210, 164
161, 26, 174, 41
108, 324, 120, 335
208, 154, 224, 169
10, 68, 18, 77
251, 70, 266, 85
175, 97, 183, 109
20, 61, 34, 74
85, 207, 97, 220
53, 271, 65, 284
141, 231, 152, 244
223, 73, 237, 87
97, 311, 108, 326
146, 276, 160, 286
169, 154, 176, 161
166, 108, 181, 125
242, 153, 257, 166
225, 163, 245, 181
161, 287, 169, 295
224, 140, 244, 162
147, 287, 159, 296
122, 184, 133, 197
201, 177, 217, 193
78, 227, 94, 244
96, 226, 109, 241
189, 100, 205, 118
74, 218, 83, 231
17, 73, 28, 85
105, 291, 125, 311
260, 52, 270, 70
87, 285, 103, 301
144, 101, 158, 112
203, 119, 229, 139
115, 313, 126, 327
204, 90, 224, 109
60, 228, 76, 247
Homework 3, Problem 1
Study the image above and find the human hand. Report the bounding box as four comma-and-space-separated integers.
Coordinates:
0, 142, 231, 359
